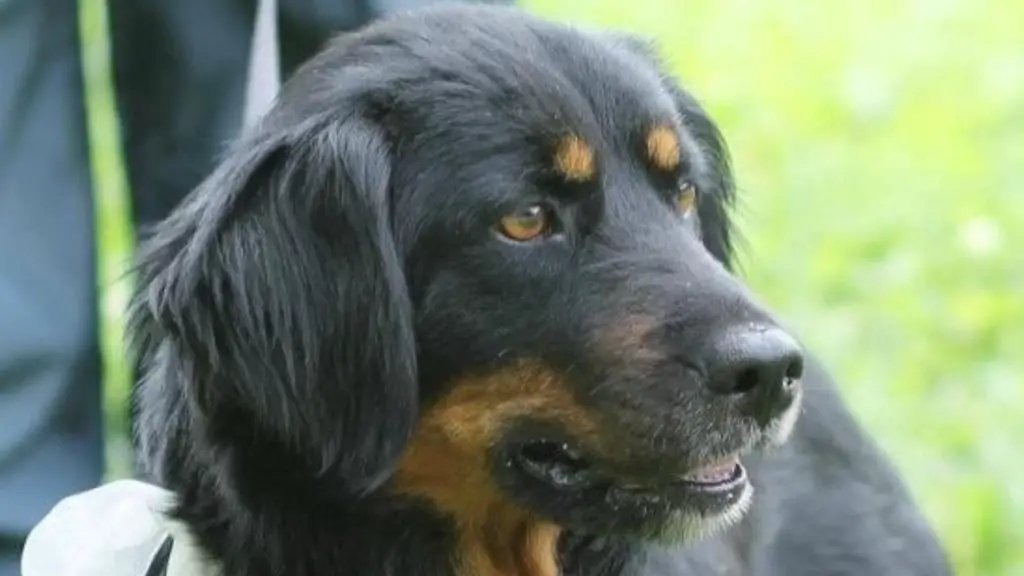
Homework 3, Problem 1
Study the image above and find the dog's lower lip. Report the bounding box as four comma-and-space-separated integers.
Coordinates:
512, 441, 748, 500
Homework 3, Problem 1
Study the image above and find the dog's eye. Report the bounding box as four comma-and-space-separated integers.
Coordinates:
498, 204, 553, 242
673, 183, 698, 217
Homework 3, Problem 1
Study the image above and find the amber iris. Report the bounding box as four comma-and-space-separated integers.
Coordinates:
674, 184, 697, 216
498, 205, 551, 241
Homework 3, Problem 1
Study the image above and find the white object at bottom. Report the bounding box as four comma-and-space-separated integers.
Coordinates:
20, 479, 218, 576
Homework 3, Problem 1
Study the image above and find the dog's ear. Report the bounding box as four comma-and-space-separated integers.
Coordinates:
663, 82, 738, 270
602, 32, 739, 270
128, 102, 416, 497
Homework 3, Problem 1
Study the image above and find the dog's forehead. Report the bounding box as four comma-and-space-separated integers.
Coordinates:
366, 14, 707, 186
474, 26, 689, 153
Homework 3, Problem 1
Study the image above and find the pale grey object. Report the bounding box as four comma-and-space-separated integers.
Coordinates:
244, 0, 281, 128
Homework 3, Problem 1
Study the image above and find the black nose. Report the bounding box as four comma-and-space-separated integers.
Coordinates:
704, 326, 804, 420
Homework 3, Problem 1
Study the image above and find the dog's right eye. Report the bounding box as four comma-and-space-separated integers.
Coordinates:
672, 183, 698, 217
497, 204, 554, 242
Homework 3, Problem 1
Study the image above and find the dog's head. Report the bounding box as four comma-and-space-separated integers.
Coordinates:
131, 4, 803, 570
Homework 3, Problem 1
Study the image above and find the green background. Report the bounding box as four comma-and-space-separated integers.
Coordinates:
79, 0, 1023, 574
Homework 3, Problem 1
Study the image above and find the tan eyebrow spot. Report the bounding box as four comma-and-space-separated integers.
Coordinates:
645, 124, 681, 172
553, 134, 596, 182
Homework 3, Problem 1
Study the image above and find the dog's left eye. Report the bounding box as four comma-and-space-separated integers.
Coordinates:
673, 183, 698, 217
497, 204, 555, 242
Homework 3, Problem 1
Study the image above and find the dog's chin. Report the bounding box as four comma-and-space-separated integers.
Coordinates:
604, 466, 756, 546
640, 480, 755, 545
493, 438, 756, 545
493, 394, 802, 545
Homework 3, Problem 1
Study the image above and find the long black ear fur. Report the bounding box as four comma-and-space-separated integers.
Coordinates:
127, 99, 417, 498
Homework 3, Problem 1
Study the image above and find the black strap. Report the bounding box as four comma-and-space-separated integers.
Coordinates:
144, 536, 174, 576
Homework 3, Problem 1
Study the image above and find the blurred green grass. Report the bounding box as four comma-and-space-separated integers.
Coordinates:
80, 0, 1023, 574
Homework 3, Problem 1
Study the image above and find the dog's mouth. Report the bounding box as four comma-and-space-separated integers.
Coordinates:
508, 439, 748, 516
513, 440, 594, 489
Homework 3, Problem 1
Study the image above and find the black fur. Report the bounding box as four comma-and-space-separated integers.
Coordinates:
128, 5, 952, 575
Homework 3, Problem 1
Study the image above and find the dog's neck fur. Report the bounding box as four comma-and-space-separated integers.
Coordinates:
165, 462, 636, 576
140, 371, 637, 576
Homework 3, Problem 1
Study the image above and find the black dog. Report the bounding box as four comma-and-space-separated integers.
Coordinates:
128, 5, 952, 575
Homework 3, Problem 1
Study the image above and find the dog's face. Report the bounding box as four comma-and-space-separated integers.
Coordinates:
134, 4, 803, 570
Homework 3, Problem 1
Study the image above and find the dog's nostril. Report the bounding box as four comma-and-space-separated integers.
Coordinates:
734, 367, 761, 394
784, 356, 805, 382
703, 327, 803, 399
